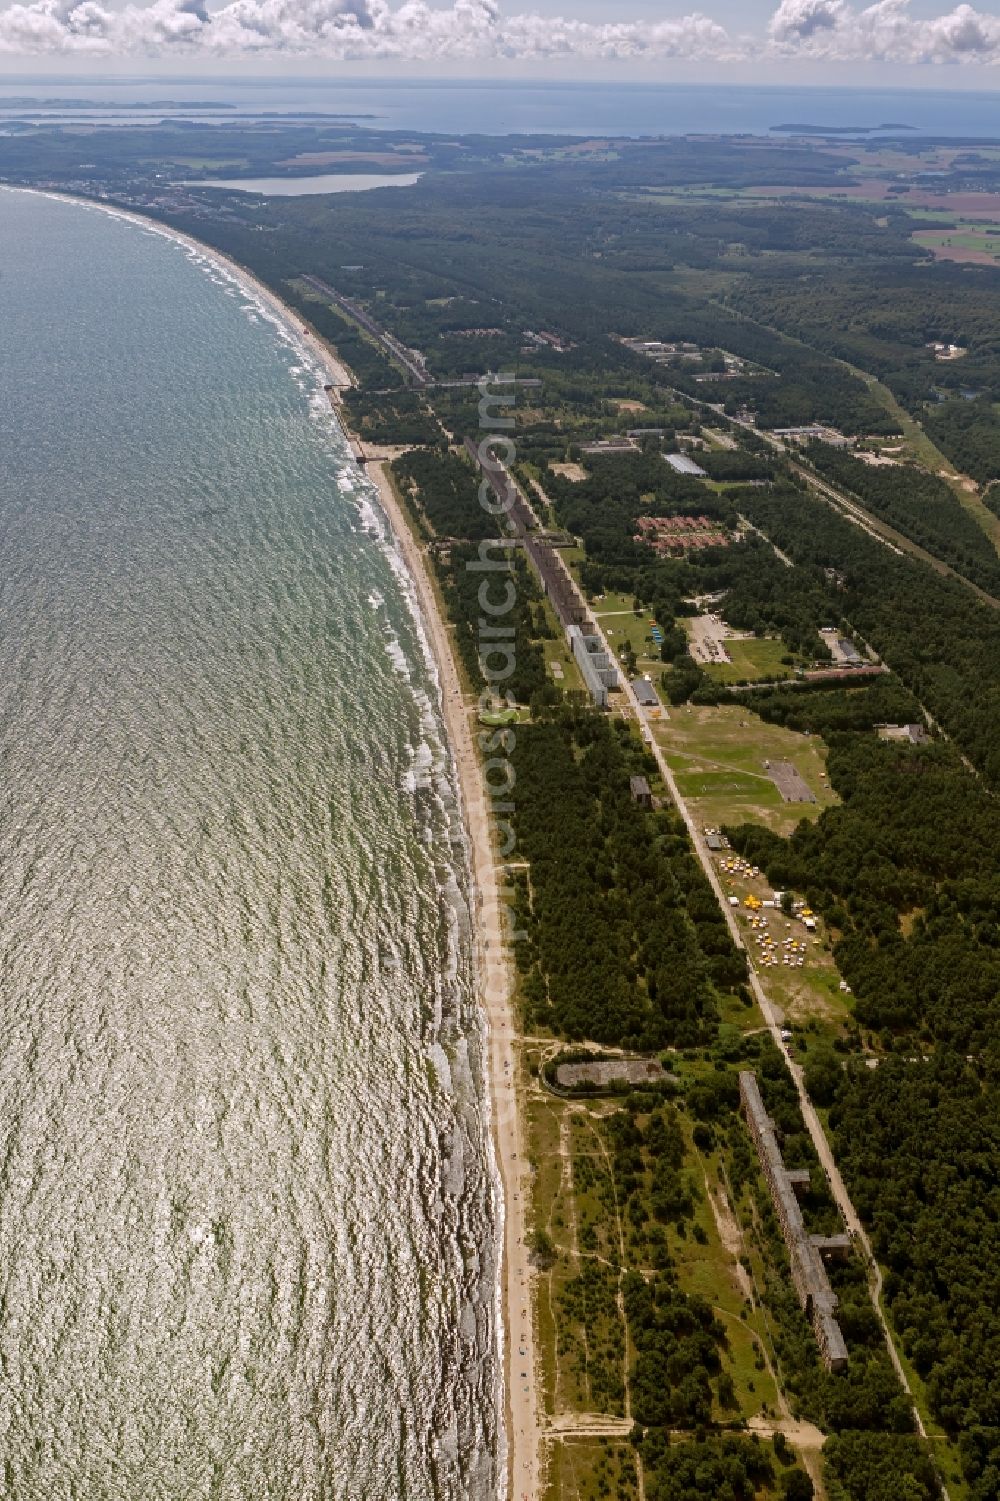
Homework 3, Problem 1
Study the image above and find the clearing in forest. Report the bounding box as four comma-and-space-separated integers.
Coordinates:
655, 704, 837, 836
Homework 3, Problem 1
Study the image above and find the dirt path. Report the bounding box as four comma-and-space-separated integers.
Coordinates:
702, 1168, 753, 1300
546, 1415, 633, 1438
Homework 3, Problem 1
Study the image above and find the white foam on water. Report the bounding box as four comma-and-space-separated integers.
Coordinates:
0, 188, 505, 1500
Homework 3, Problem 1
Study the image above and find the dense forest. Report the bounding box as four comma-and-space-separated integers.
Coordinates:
831, 1059, 1000, 1501
733, 481, 1000, 785
925, 396, 1000, 486
510, 710, 746, 1047
723, 255, 1000, 481
731, 676, 924, 735
390, 449, 551, 704
150, 158, 902, 434
802, 441, 1000, 595
341, 388, 440, 446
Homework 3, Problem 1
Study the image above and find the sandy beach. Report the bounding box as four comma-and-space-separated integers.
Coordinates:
367, 458, 540, 1501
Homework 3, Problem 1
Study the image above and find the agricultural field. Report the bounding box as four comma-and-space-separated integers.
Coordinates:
912, 221, 1000, 266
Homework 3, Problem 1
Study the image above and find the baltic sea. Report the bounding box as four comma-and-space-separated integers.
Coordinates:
0, 189, 500, 1500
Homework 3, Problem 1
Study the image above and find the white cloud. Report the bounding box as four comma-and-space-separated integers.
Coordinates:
0, 0, 736, 57
769, 0, 1000, 62
0, 0, 998, 64
769, 0, 848, 43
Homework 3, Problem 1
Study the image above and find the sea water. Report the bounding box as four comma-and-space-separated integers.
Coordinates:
0, 188, 500, 1500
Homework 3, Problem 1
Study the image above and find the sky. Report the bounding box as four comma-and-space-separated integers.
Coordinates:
1, 0, 1000, 82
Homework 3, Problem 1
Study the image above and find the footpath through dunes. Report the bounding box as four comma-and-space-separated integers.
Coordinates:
0, 192, 503, 1501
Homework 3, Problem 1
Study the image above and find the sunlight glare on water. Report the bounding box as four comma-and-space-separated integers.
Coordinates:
0, 189, 500, 1500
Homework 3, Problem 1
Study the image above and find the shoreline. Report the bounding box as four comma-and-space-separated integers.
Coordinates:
366, 459, 539, 1501
25, 192, 537, 1500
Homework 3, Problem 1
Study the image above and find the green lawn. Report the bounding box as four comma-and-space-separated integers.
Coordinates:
674, 769, 781, 802
539, 594, 585, 694
592, 599, 665, 676
703, 637, 795, 685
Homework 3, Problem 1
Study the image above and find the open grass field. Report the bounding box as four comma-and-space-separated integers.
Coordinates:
527, 1090, 567, 1420
594, 599, 665, 676
702, 636, 794, 685
538, 595, 586, 694
592, 591, 640, 614
671, 1128, 783, 1425
560, 546, 587, 580
542, 635, 585, 693
542, 1438, 640, 1501
550, 461, 588, 483
657, 704, 837, 836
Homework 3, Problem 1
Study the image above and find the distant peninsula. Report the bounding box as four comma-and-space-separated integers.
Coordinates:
0, 97, 238, 110
771, 122, 916, 135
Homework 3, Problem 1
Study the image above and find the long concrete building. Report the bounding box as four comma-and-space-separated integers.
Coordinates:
739, 1071, 849, 1372
463, 437, 621, 707
302, 274, 431, 387
464, 436, 588, 625
568, 625, 619, 708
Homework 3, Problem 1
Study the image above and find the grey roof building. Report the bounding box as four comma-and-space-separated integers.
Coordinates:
632, 676, 660, 708
568, 625, 619, 709
739, 1071, 849, 1372
630, 775, 653, 808
664, 452, 707, 477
